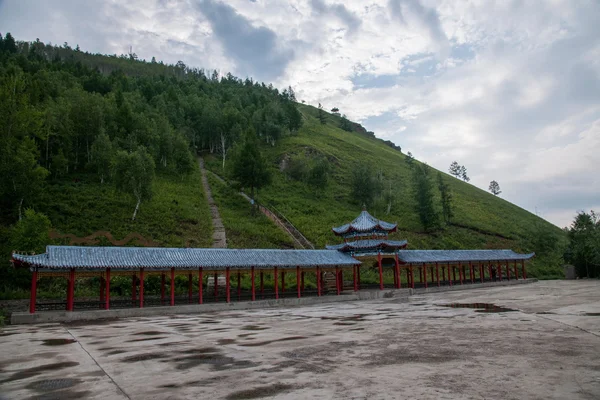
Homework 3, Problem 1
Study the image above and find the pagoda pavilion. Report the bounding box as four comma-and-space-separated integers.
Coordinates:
327, 209, 407, 290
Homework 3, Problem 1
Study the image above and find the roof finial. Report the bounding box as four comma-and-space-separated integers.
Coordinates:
362, 203, 367, 211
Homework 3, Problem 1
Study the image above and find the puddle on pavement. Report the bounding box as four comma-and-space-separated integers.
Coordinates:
437, 303, 517, 313
1, 361, 79, 383
242, 325, 270, 331
125, 336, 168, 342
121, 352, 168, 362
225, 383, 295, 400
27, 378, 80, 391
239, 336, 307, 347
583, 312, 600, 316
134, 331, 164, 335
41, 338, 77, 346
217, 338, 236, 345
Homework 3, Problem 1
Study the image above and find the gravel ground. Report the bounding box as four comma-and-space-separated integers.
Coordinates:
1, 280, 599, 399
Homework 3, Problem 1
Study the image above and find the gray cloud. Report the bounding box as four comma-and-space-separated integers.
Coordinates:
310, 0, 361, 33
196, 0, 294, 81
388, 0, 449, 58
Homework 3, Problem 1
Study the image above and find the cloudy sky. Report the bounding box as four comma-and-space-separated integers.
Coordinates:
1, 0, 599, 228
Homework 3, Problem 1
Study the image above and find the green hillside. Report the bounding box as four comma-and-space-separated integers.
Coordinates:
206, 103, 566, 278
0, 33, 566, 300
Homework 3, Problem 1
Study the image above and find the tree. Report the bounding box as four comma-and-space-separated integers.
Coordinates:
351, 164, 381, 207
449, 161, 461, 178
565, 211, 600, 278
10, 209, 51, 254
405, 152, 415, 168
89, 132, 113, 184
331, 107, 339, 113
437, 172, 453, 225
307, 157, 330, 189
113, 147, 155, 220
489, 180, 501, 195
12, 138, 50, 220
459, 165, 470, 182
412, 164, 439, 231
317, 103, 326, 125
172, 133, 195, 179
340, 114, 352, 132
230, 130, 271, 205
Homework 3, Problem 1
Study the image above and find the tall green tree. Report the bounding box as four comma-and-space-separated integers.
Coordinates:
412, 164, 439, 231
489, 180, 501, 195
89, 132, 113, 184
351, 164, 381, 207
12, 137, 50, 220
230, 130, 271, 205
437, 172, 453, 225
565, 211, 600, 278
10, 209, 51, 254
113, 147, 155, 220
448, 161, 461, 178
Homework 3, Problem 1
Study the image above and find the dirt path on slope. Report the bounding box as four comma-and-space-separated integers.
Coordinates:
198, 157, 227, 248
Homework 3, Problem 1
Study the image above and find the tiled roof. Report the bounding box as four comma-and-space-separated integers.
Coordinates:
397, 250, 535, 263
326, 239, 408, 251
12, 246, 360, 271
332, 210, 397, 236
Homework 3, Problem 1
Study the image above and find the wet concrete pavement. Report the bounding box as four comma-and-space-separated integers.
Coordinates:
1, 280, 599, 399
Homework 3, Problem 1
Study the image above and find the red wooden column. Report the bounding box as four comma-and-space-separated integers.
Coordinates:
29, 269, 38, 314
423, 264, 428, 288
251, 267, 255, 301
160, 273, 165, 304
335, 267, 341, 295
316, 266, 321, 296
394, 254, 401, 289
522, 260, 527, 279
353, 265, 358, 291
188, 273, 193, 303
214, 273, 218, 301
225, 267, 231, 303
131, 273, 137, 303
139, 268, 145, 308
436, 263, 440, 287
409, 263, 414, 289
170, 267, 175, 306
198, 268, 203, 304
514, 260, 519, 279
281, 271, 286, 293
105, 268, 111, 310
67, 268, 75, 311
296, 266, 301, 298
506, 260, 510, 280
237, 271, 241, 300
274, 267, 279, 299
449, 263, 454, 286
378, 252, 384, 290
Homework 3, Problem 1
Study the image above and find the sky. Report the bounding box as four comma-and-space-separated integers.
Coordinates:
1, 0, 599, 228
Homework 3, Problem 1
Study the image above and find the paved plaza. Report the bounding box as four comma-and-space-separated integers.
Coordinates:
1, 280, 599, 399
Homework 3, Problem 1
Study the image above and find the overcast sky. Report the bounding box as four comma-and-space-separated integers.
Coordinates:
1, 0, 599, 228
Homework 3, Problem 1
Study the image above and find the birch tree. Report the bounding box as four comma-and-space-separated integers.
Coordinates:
114, 147, 155, 220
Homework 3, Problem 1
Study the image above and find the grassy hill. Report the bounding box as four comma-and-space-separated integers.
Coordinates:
205, 103, 566, 278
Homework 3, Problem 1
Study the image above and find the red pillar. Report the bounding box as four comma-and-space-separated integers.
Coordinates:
170, 268, 175, 306
214, 273, 218, 300
29, 270, 37, 314
498, 263, 502, 281
251, 267, 255, 301
161, 273, 165, 304
378, 252, 383, 290
274, 267, 279, 299
450, 264, 454, 286
139, 268, 145, 308
395, 254, 401, 289
237, 271, 241, 300
131, 273, 137, 303
436, 263, 440, 287
353, 265, 358, 291
67, 268, 75, 311
105, 268, 111, 310
225, 267, 231, 303
296, 266, 301, 298
336, 267, 341, 295
522, 261, 527, 279
188, 273, 193, 303
316, 267, 321, 296
198, 268, 203, 304
424, 264, 428, 288
409, 263, 414, 289
281, 271, 286, 293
